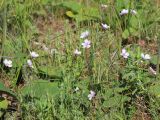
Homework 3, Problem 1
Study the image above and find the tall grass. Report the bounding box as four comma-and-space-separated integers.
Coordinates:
1, 0, 7, 60
0, 0, 160, 119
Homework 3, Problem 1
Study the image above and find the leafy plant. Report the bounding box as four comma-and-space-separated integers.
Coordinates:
21, 79, 61, 99
0, 99, 8, 118
60, 1, 101, 22
37, 66, 63, 81
0, 82, 16, 97
0, 82, 16, 118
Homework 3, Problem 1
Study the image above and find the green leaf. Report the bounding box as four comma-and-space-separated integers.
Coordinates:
74, 7, 100, 22
103, 96, 121, 107
122, 71, 136, 80
66, 11, 75, 18
75, 14, 93, 22
0, 99, 8, 118
103, 89, 113, 99
83, 7, 101, 19
122, 27, 138, 39
61, 1, 100, 22
61, 1, 82, 13
0, 82, 16, 97
38, 66, 63, 80
0, 99, 8, 109
115, 0, 130, 11
151, 55, 157, 65
114, 87, 128, 93
129, 27, 138, 36
122, 29, 129, 39
148, 83, 160, 97
130, 16, 139, 29
3, 40, 15, 56
21, 80, 61, 99
103, 94, 130, 108
115, 114, 124, 120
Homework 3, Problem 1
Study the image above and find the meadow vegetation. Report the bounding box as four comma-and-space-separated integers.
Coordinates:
0, 0, 160, 119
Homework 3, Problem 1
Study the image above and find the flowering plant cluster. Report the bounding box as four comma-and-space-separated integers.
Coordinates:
1, 1, 159, 119
2, 51, 39, 69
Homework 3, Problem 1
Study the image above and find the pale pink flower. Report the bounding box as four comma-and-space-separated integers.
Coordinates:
27, 59, 34, 68
88, 90, 96, 100
120, 9, 129, 15
101, 23, 110, 30
82, 39, 91, 48
80, 31, 89, 39
30, 51, 39, 58
121, 49, 129, 59
120, 9, 137, 15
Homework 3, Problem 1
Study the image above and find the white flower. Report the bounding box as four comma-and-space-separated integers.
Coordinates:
82, 39, 91, 48
141, 53, 151, 60
120, 9, 137, 16
80, 30, 89, 39
27, 59, 34, 68
120, 9, 129, 15
101, 23, 110, 30
101, 4, 108, 8
88, 90, 96, 100
30, 51, 39, 58
121, 49, 129, 59
3, 59, 12, 68
74, 87, 79, 92
74, 49, 81, 55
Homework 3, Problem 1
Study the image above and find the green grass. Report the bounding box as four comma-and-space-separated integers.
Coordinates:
0, 0, 160, 119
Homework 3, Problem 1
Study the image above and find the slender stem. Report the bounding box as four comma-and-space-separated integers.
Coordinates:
156, 37, 160, 77
127, 0, 132, 35
88, 46, 94, 90
1, 0, 7, 61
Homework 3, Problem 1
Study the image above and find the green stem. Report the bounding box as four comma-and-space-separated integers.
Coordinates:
127, 0, 132, 35
156, 37, 160, 78
1, 0, 7, 60
89, 46, 94, 89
